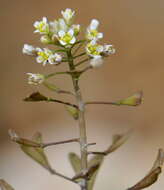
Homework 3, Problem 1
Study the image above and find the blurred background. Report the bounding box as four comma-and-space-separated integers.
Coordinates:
1, 0, 164, 189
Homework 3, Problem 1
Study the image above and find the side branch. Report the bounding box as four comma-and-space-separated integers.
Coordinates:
85, 91, 143, 107
42, 138, 79, 148
85, 101, 118, 106
48, 98, 78, 108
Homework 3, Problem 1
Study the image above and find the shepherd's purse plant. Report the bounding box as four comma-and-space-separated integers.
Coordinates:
1, 8, 164, 190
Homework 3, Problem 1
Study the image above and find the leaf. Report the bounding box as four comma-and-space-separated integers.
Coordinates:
68, 152, 81, 173
115, 91, 143, 106
8, 129, 40, 147
68, 152, 104, 189
65, 105, 79, 120
104, 131, 130, 155
90, 131, 130, 156
20, 132, 53, 172
128, 149, 164, 190
0, 179, 15, 190
24, 92, 48, 102
151, 148, 164, 171
87, 155, 104, 190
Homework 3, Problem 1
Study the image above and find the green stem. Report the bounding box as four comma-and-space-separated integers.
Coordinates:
45, 71, 70, 78
67, 49, 88, 190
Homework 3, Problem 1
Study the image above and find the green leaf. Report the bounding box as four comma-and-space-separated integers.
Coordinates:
65, 105, 79, 120
87, 155, 104, 190
68, 152, 81, 173
24, 92, 48, 102
0, 179, 15, 190
20, 132, 52, 172
128, 149, 164, 190
115, 91, 143, 106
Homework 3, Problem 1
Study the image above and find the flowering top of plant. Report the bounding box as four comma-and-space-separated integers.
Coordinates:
22, 8, 116, 85
6, 7, 161, 190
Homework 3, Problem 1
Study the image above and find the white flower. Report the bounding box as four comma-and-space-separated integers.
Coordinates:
61, 8, 75, 24
58, 29, 76, 46
86, 19, 103, 41
36, 48, 53, 66
27, 73, 45, 85
90, 19, 99, 30
71, 24, 80, 35
50, 18, 68, 34
34, 17, 49, 34
22, 44, 36, 56
103, 44, 116, 55
90, 55, 104, 68
48, 53, 62, 65
86, 40, 104, 57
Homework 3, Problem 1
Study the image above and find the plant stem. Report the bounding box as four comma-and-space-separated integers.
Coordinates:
67, 49, 88, 190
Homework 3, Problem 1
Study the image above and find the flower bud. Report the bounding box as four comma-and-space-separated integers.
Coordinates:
22, 44, 36, 56
72, 24, 80, 35
27, 73, 45, 85
61, 8, 75, 25
40, 35, 51, 44
90, 56, 103, 68
102, 44, 116, 56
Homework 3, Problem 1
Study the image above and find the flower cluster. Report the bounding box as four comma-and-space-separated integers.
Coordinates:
22, 8, 116, 85
33, 8, 79, 47
23, 45, 62, 66
85, 19, 115, 67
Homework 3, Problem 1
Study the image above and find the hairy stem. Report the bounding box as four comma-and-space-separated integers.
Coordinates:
67, 49, 88, 190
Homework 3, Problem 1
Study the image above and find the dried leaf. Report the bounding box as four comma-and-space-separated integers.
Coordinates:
8, 129, 40, 147
68, 152, 104, 189
0, 179, 15, 190
87, 163, 100, 180
151, 148, 164, 171
24, 92, 48, 102
115, 91, 143, 106
20, 132, 52, 172
72, 163, 100, 180
65, 105, 79, 120
128, 149, 164, 190
87, 155, 104, 190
